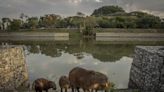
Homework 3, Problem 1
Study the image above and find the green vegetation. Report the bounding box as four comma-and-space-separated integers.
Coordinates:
0, 5, 164, 34
9, 19, 21, 31
91, 5, 125, 16
26, 17, 39, 29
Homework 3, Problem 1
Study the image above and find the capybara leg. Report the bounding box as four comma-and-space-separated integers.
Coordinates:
65, 88, 67, 92
35, 88, 37, 92
46, 90, 48, 92
61, 88, 63, 92
76, 87, 80, 92
83, 89, 87, 92
72, 88, 74, 92
35, 89, 39, 92
105, 89, 108, 92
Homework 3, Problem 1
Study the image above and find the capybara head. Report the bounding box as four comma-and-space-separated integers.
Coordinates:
59, 76, 71, 89
102, 82, 111, 90
92, 82, 111, 90
49, 81, 57, 90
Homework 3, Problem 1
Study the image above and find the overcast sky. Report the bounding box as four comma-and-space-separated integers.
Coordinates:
0, 0, 164, 18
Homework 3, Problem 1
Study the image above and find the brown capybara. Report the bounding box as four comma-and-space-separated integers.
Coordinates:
69, 67, 110, 92
32, 78, 56, 92
59, 76, 70, 92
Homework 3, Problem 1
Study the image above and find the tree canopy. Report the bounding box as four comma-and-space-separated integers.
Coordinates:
91, 5, 125, 16
0, 5, 163, 31
9, 19, 21, 31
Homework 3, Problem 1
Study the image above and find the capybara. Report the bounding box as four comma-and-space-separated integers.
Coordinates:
69, 67, 110, 92
32, 78, 56, 92
59, 76, 70, 92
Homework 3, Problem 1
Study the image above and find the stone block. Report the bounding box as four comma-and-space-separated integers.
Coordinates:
129, 46, 164, 92
132, 48, 143, 68
0, 46, 29, 90
161, 85, 164, 91
129, 66, 144, 88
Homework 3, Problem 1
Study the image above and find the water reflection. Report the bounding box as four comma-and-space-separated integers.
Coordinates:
27, 51, 132, 89
11, 41, 135, 62
19, 41, 135, 88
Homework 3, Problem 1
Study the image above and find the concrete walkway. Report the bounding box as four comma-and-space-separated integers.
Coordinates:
0, 32, 69, 37
96, 33, 164, 41
0, 32, 69, 41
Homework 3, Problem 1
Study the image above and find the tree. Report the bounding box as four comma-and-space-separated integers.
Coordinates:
0, 21, 2, 30
83, 16, 97, 36
2, 18, 11, 31
91, 5, 125, 16
39, 14, 61, 28
20, 13, 27, 22
27, 17, 39, 29
65, 16, 84, 28
77, 12, 85, 17
97, 17, 115, 28
136, 15, 161, 28
129, 11, 150, 18
160, 19, 164, 28
96, 16, 137, 28
20, 13, 28, 27
55, 18, 68, 28
9, 19, 21, 31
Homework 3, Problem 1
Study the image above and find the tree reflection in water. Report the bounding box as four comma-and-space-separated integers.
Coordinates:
1, 39, 163, 62
0, 40, 136, 62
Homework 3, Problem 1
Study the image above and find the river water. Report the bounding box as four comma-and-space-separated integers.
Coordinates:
1, 38, 164, 91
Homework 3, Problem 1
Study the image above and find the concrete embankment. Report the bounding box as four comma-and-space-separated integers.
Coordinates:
96, 33, 164, 41
0, 32, 69, 41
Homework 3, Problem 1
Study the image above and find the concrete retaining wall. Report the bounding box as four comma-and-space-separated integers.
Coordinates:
96, 33, 164, 41
0, 32, 69, 37
0, 46, 29, 91
0, 32, 69, 41
128, 46, 164, 92
96, 33, 164, 37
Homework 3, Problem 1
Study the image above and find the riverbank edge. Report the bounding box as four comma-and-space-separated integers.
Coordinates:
0, 32, 69, 37
0, 28, 164, 33
0, 31, 164, 38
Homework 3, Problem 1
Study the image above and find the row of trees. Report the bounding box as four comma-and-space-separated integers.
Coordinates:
0, 5, 164, 31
